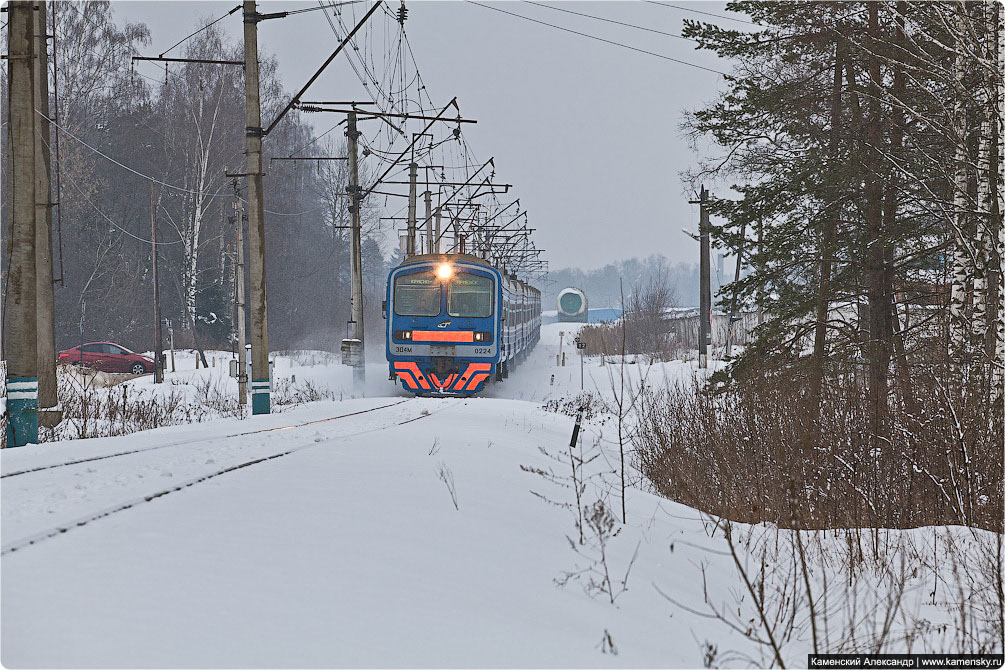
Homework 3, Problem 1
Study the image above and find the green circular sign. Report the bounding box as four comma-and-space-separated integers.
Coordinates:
560, 292, 583, 314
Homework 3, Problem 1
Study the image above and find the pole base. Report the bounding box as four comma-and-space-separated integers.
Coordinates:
251, 379, 271, 415
6, 377, 39, 447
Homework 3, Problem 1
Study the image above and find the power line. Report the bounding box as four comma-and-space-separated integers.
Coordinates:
642, 1, 758, 27
157, 4, 241, 58
61, 169, 183, 246
41, 109, 329, 217
523, 1, 694, 42
466, 1, 729, 76
282, 1, 369, 17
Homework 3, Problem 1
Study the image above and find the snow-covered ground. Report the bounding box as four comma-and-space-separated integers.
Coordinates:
2, 325, 997, 667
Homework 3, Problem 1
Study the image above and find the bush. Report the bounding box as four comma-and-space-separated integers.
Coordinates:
634, 359, 1002, 532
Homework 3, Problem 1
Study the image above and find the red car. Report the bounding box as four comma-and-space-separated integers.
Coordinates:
58, 342, 154, 375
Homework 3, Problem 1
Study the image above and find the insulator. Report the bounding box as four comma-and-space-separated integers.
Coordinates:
397, 3, 407, 24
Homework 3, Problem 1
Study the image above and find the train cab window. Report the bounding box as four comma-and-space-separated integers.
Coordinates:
447, 273, 493, 318
394, 272, 441, 316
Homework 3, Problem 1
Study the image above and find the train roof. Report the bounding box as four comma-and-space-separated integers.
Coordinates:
399, 253, 491, 267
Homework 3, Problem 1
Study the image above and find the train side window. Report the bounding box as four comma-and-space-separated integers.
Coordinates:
447, 273, 493, 318
394, 272, 442, 316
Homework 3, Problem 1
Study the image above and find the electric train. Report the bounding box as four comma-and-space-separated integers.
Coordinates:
385, 253, 541, 395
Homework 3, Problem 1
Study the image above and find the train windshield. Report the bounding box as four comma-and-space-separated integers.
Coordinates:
447, 273, 493, 318
394, 272, 441, 316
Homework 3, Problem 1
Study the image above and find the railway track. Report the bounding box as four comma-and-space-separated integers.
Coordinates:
1, 398, 412, 479
2, 398, 458, 556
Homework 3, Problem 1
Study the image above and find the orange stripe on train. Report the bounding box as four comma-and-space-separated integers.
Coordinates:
394, 362, 430, 390
427, 373, 457, 390
411, 330, 474, 343
465, 373, 489, 391
452, 362, 491, 390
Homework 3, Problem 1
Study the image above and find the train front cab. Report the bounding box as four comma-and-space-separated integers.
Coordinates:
386, 255, 501, 395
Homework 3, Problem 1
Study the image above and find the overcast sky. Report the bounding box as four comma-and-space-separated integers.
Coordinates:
112, 0, 744, 271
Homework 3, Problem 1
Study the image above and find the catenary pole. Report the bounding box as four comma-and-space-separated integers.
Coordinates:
151, 183, 164, 383
724, 222, 746, 358
6, 1, 39, 446
33, 1, 59, 426
434, 204, 442, 254
233, 181, 247, 404
424, 189, 433, 254
406, 162, 418, 257
243, 1, 271, 414
347, 111, 366, 386
690, 186, 712, 368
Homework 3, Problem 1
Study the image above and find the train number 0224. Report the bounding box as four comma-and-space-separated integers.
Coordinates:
472, 346, 492, 354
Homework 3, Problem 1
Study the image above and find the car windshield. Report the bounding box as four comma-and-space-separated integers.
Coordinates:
394, 272, 441, 316
447, 273, 493, 318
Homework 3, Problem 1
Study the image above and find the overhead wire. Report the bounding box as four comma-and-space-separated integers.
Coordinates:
522, 1, 694, 42
466, 1, 729, 76
157, 4, 241, 58
642, 1, 759, 26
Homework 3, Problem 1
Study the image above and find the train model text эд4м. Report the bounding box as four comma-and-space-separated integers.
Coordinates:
385, 254, 541, 395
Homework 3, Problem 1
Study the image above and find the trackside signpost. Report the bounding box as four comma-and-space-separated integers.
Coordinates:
576, 337, 586, 390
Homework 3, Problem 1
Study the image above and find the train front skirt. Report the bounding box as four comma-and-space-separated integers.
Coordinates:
391, 361, 492, 394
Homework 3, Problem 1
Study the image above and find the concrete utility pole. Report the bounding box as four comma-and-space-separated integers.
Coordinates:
424, 189, 433, 254
406, 162, 418, 257
6, 1, 39, 446
233, 182, 247, 404
434, 205, 442, 254
151, 183, 164, 383
691, 185, 712, 369
33, 2, 59, 427
346, 111, 366, 386
243, 0, 271, 414
724, 222, 747, 359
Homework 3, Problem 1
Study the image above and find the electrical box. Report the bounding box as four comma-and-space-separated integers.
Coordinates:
341, 338, 363, 366
237, 346, 273, 390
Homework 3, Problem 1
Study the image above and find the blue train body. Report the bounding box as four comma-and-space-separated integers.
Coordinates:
385, 254, 541, 395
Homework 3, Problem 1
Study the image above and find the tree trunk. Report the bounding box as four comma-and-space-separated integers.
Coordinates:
950, 3, 975, 363
865, 3, 891, 448
994, 0, 1005, 410
809, 37, 845, 412
887, 1, 915, 416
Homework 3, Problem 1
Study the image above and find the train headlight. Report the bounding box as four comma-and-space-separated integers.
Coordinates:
474, 331, 492, 342
393, 330, 413, 340
436, 263, 453, 280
